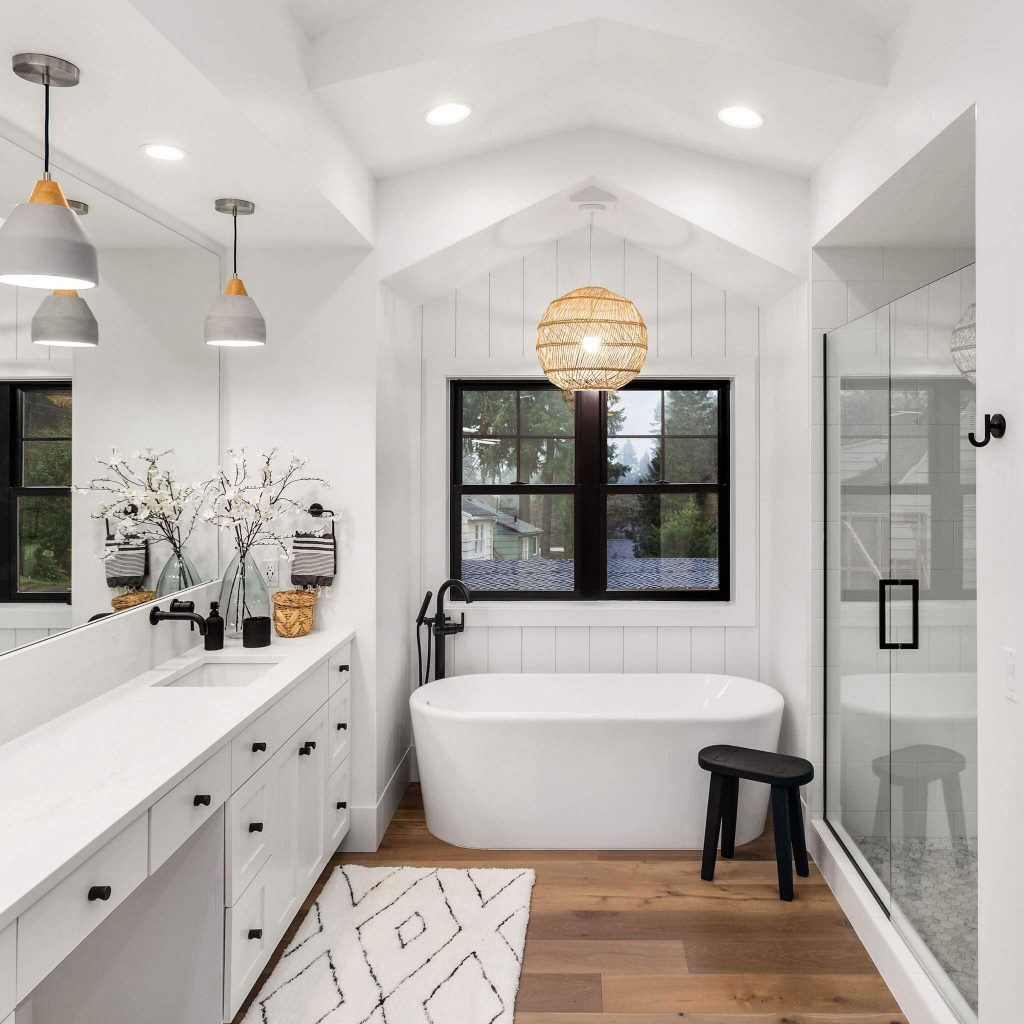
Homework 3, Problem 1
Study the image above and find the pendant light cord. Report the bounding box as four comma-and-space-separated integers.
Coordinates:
43, 80, 50, 175
589, 211, 594, 285
232, 209, 238, 277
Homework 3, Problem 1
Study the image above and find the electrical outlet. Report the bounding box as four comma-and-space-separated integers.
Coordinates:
260, 558, 278, 588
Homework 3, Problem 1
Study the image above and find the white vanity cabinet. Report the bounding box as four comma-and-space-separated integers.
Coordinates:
0, 921, 15, 1020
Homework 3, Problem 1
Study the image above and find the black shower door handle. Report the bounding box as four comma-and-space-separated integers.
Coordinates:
879, 578, 919, 650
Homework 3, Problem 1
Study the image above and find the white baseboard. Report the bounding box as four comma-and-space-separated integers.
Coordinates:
339, 747, 412, 853
810, 819, 970, 1024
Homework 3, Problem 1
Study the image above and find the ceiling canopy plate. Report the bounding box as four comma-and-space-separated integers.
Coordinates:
12, 54, 80, 88
214, 198, 256, 216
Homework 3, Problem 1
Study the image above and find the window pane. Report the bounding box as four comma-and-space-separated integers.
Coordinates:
462, 389, 516, 436
462, 438, 516, 484
664, 438, 717, 483
608, 438, 658, 483
607, 493, 719, 591
608, 389, 661, 436
23, 439, 72, 486
460, 494, 574, 592
520, 389, 574, 436
664, 389, 718, 434
22, 389, 72, 438
18, 494, 71, 594
522, 438, 574, 484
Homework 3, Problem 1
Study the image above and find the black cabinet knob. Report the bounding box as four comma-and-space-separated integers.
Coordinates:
299, 744, 311, 756
193, 794, 212, 807
338, 664, 349, 673
88, 885, 111, 902
337, 722, 348, 731
336, 801, 347, 810
248, 929, 263, 940
306, 741, 317, 750
252, 741, 267, 753
249, 822, 264, 833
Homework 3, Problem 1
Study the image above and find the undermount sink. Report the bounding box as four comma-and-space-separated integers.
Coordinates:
159, 659, 281, 688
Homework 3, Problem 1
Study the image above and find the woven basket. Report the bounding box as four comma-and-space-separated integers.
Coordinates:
111, 590, 156, 612
272, 589, 318, 638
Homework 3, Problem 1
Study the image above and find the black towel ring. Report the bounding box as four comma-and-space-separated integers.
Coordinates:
307, 503, 336, 536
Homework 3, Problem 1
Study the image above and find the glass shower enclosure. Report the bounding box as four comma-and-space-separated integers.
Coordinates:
824, 266, 978, 1022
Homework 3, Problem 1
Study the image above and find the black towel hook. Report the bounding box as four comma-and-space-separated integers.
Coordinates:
968, 413, 1006, 448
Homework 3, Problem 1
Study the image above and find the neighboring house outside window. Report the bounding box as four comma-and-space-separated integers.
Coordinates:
451, 379, 730, 600
0, 382, 73, 603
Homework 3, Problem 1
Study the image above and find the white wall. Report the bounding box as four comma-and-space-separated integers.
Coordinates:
809, 4, 1024, 1009
413, 225, 809, 756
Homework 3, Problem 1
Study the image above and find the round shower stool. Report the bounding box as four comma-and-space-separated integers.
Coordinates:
698, 744, 815, 901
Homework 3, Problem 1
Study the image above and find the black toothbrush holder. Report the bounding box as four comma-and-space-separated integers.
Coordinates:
242, 616, 272, 648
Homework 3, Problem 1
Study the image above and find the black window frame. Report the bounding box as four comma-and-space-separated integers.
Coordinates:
450, 378, 731, 601
0, 380, 73, 604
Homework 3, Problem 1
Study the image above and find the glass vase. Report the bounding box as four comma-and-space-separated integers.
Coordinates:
219, 551, 271, 639
156, 548, 201, 597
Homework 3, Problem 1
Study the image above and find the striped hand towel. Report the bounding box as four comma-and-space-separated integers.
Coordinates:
291, 532, 335, 588
105, 538, 148, 588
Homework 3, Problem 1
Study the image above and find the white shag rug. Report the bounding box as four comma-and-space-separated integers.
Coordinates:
243, 865, 535, 1024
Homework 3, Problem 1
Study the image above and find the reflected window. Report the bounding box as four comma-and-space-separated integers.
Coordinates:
1, 383, 72, 601
451, 380, 729, 599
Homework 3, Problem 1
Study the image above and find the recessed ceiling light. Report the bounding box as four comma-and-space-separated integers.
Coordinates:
717, 106, 765, 130
424, 102, 472, 127
141, 143, 188, 161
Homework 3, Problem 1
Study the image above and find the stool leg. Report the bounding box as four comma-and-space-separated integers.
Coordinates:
721, 776, 739, 859
941, 772, 966, 840
788, 787, 809, 878
701, 773, 725, 882
771, 785, 793, 901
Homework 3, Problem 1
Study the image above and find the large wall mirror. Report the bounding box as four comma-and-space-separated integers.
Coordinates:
0, 133, 222, 656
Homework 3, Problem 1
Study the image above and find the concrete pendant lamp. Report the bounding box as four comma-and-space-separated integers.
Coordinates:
536, 195, 647, 392
205, 198, 266, 346
0, 55, 99, 290
32, 200, 98, 347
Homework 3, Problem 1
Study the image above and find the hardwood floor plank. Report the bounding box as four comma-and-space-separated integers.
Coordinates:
522, 939, 687, 975
682, 936, 877, 975
516, 973, 604, 1012
601, 973, 902, 1015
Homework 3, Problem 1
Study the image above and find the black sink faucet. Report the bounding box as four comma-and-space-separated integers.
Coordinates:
432, 579, 472, 680
149, 598, 208, 636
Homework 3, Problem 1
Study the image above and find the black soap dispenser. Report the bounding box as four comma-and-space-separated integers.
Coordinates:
205, 601, 224, 651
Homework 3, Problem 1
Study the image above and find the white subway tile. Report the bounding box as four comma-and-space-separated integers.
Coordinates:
812, 247, 884, 282
847, 280, 913, 321
883, 247, 957, 283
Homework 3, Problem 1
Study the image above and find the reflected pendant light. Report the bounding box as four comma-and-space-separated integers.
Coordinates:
0, 55, 99, 290
32, 200, 98, 347
536, 205, 648, 392
951, 303, 976, 382
204, 198, 266, 346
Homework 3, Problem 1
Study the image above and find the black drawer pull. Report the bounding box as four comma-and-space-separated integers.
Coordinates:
248, 929, 263, 940
306, 741, 317, 750
252, 742, 267, 753
249, 822, 264, 833
193, 794, 212, 807
337, 722, 348, 731
299, 745, 312, 756
338, 664, 349, 673
336, 801, 347, 810
88, 885, 111, 902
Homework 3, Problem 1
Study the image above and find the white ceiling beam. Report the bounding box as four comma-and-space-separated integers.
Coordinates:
132, 0, 375, 245
307, 0, 887, 90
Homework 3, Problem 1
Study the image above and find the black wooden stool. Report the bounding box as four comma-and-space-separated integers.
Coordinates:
698, 744, 815, 901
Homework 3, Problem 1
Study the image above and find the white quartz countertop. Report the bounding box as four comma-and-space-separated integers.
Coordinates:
0, 628, 354, 931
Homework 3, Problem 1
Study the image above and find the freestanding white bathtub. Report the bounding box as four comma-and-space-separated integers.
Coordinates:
410, 673, 784, 850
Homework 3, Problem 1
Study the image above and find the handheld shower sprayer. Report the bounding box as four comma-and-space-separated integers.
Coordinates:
415, 581, 473, 686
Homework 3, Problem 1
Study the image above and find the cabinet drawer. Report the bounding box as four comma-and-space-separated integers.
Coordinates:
150, 744, 231, 873
327, 683, 352, 775
17, 815, 148, 998
329, 644, 352, 697
326, 756, 351, 853
225, 754, 275, 906
231, 662, 328, 789
0, 920, 14, 1019
224, 858, 272, 1021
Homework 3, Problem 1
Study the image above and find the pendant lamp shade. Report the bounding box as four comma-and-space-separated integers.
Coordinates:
0, 56, 99, 290
204, 275, 266, 347
32, 288, 98, 347
536, 285, 648, 391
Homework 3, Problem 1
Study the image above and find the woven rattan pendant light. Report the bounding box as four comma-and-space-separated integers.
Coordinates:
536, 204, 648, 392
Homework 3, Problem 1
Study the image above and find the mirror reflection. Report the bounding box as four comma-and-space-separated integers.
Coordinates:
0, 132, 221, 655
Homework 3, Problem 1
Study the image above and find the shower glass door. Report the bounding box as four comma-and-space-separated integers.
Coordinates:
825, 266, 978, 1023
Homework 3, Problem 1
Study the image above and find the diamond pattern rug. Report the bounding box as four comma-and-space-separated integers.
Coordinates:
242, 866, 535, 1024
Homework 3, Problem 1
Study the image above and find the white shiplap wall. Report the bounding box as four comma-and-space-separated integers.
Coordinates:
420, 225, 765, 686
